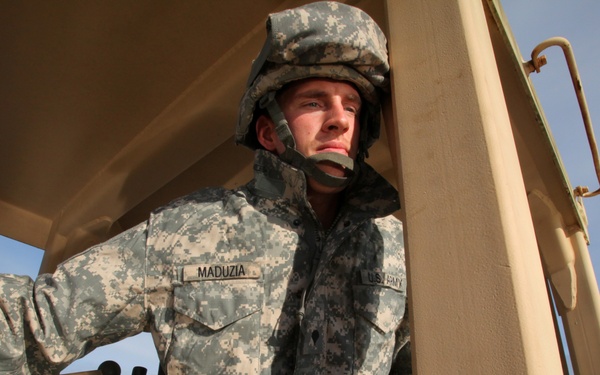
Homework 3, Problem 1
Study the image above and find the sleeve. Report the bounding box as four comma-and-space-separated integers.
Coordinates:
0, 223, 150, 374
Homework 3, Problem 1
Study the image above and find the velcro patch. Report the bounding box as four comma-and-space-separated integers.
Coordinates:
360, 270, 404, 292
182, 262, 261, 282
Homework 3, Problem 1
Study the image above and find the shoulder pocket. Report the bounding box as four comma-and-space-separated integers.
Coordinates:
174, 279, 263, 330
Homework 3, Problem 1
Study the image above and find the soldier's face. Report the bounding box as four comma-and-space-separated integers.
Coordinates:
270, 78, 361, 177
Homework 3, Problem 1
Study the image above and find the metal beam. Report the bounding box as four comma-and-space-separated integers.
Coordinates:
384, 0, 563, 372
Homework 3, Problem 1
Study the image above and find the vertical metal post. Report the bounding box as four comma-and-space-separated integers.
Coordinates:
563, 230, 600, 374
383, 0, 563, 373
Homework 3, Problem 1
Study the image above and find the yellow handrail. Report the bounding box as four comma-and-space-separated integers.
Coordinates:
526, 37, 600, 198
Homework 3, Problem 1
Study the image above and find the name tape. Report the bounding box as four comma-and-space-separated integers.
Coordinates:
182, 262, 261, 282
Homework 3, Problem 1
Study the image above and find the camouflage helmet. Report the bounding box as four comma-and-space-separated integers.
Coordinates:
236, 1, 389, 187
237, 1, 389, 151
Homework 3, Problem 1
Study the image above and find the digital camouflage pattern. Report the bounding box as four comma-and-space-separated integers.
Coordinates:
237, 1, 389, 151
0, 150, 409, 374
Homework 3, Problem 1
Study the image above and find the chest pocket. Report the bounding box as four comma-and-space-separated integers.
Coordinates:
174, 279, 263, 330
353, 284, 406, 333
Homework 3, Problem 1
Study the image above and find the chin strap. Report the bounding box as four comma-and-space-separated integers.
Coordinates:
259, 92, 356, 188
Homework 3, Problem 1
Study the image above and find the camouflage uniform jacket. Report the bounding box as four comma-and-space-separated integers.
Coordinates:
0, 150, 409, 374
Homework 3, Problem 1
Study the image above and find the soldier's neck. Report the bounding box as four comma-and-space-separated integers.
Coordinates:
307, 190, 342, 230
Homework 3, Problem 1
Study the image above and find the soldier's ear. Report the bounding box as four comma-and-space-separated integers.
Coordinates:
256, 115, 280, 153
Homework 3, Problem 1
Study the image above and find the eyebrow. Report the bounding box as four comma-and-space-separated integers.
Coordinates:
295, 89, 362, 105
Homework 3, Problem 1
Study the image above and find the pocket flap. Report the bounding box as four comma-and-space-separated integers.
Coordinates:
174, 279, 262, 330
354, 285, 405, 333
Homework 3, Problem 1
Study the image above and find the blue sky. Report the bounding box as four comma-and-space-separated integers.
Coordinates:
0, 1, 598, 374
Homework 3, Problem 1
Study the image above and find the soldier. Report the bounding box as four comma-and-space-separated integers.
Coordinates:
0, 2, 410, 374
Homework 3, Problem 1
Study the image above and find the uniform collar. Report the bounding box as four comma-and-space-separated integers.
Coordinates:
249, 149, 400, 218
